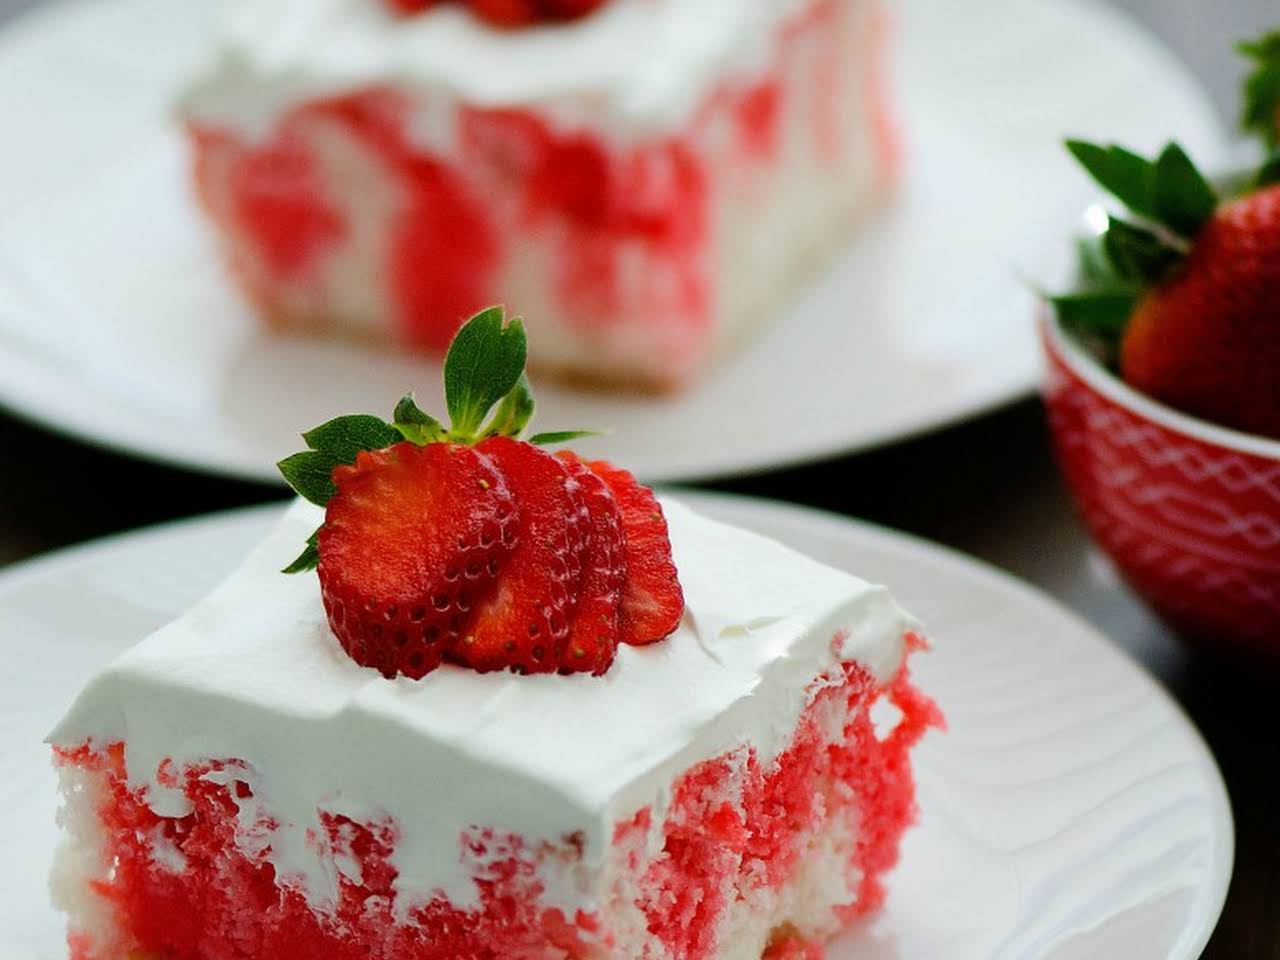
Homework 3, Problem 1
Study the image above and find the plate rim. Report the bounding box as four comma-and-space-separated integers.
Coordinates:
0, 490, 1236, 957
0, 0, 1227, 486
688, 492, 1235, 960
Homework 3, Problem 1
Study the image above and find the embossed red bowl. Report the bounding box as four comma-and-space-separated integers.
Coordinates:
1042, 311, 1280, 656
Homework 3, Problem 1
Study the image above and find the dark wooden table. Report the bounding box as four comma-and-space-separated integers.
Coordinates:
1, 1, 1276, 957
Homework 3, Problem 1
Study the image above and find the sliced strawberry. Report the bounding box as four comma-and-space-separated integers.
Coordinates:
586, 460, 683, 645
538, 0, 608, 21
317, 442, 516, 679
384, 0, 436, 13
468, 0, 541, 28
452, 437, 591, 673
282, 308, 686, 681
385, 0, 603, 25
557, 452, 627, 674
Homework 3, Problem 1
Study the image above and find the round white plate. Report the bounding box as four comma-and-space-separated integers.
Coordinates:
0, 493, 1232, 959
0, 0, 1225, 484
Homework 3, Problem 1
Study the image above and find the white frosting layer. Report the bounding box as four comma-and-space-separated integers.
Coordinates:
182, 0, 814, 136
50, 497, 914, 913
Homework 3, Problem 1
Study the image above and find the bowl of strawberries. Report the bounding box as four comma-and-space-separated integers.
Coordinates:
1042, 32, 1280, 657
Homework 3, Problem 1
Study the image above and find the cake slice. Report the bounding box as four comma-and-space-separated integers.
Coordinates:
181, 0, 897, 389
49, 311, 938, 959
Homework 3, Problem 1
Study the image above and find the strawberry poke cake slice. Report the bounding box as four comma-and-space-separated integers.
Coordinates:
49, 311, 938, 960
181, 0, 898, 389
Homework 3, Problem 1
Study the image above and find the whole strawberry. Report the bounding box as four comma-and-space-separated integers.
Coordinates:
318, 442, 517, 679
1052, 140, 1280, 439
582, 458, 684, 645
279, 307, 684, 680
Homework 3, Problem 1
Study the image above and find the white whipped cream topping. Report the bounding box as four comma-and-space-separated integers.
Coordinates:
182, 0, 815, 136
50, 497, 913, 914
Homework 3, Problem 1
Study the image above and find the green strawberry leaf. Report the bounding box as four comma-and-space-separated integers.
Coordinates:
278, 451, 341, 507
1240, 31, 1280, 149
1066, 140, 1158, 218
393, 393, 447, 445
1153, 143, 1217, 237
1103, 216, 1182, 285
1050, 289, 1138, 343
483, 374, 536, 439
303, 415, 402, 464
1240, 30, 1280, 62
1257, 155, 1280, 188
444, 307, 528, 438
283, 529, 321, 574
278, 305, 604, 575
283, 413, 402, 507
1050, 231, 1139, 354
1077, 234, 1122, 288
529, 430, 602, 446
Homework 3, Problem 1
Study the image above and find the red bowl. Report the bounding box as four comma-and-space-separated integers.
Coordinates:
1042, 312, 1280, 656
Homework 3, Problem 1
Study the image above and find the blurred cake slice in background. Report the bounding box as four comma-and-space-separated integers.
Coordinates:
181, 0, 898, 390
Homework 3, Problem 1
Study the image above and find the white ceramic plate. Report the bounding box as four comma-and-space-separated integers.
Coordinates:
0, 493, 1232, 958
0, 0, 1225, 484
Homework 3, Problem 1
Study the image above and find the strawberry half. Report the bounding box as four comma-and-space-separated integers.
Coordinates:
557, 452, 627, 673
586, 460, 684, 645
318, 443, 516, 679
450, 437, 592, 673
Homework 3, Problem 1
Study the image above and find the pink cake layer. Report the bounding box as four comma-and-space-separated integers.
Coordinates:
187, 0, 896, 388
54, 639, 937, 960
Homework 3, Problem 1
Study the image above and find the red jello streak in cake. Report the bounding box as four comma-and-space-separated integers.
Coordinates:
807, 0, 847, 167
458, 106, 712, 337
294, 91, 504, 351
734, 79, 784, 161
56, 639, 938, 960
189, 124, 349, 322
191, 94, 715, 351
227, 136, 348, 281
866, 6, 902, 184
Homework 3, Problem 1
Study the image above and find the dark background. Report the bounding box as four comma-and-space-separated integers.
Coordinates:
0, 1, 1276, 956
